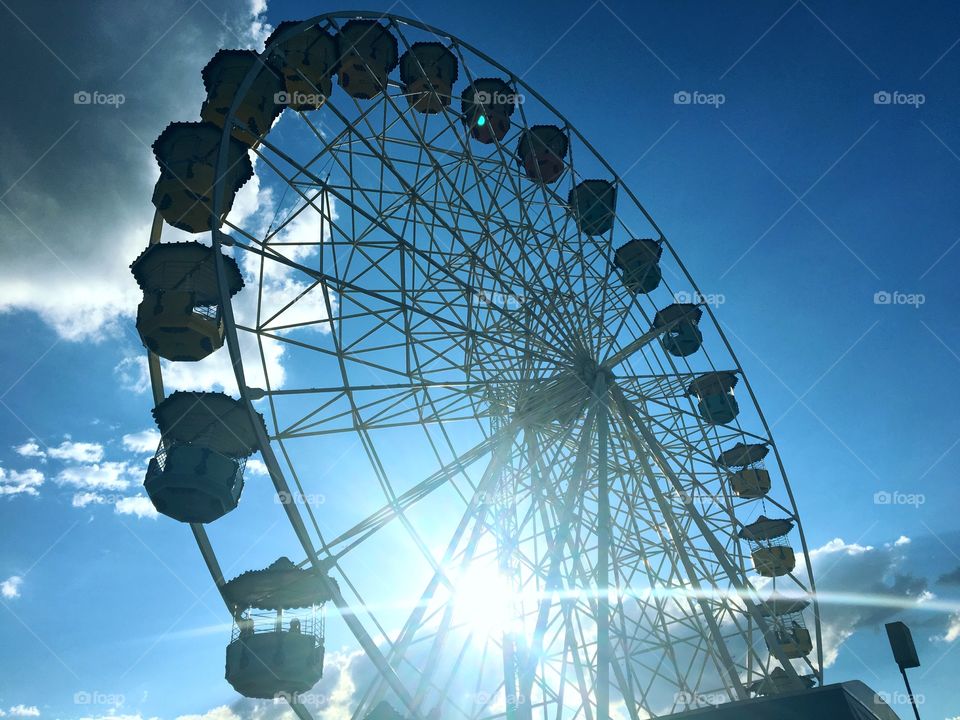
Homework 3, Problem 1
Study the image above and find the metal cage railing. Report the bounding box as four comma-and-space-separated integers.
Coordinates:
231, 606, 326, 644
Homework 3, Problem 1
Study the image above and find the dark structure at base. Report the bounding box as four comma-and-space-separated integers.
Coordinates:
663, 681, 901, 720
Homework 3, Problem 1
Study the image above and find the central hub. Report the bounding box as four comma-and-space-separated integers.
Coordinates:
571, 353, 616, 391
514, 354, 615, 426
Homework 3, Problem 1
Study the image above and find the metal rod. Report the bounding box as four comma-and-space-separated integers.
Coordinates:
596, 385, 611, 720
900, 667, 921, 720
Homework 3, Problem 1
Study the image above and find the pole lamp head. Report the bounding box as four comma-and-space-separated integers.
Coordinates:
885, 621, 921, 670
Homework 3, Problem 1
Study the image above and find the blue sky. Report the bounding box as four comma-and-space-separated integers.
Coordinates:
1, 1, 959, 720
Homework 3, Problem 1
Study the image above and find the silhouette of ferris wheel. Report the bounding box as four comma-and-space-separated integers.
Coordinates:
130, 10, 823, 720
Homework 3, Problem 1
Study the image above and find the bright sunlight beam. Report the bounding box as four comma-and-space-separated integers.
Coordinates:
452, 560, 520, 637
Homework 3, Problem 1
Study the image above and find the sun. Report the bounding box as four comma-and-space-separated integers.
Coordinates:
451, 560, 520, 638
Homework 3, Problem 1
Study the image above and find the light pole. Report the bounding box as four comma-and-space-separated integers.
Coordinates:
885, 621, 921, 720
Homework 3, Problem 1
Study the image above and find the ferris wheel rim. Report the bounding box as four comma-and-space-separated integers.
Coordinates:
190, 8, 826, 712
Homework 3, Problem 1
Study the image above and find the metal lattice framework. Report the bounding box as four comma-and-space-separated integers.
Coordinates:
144, 10, 823, 720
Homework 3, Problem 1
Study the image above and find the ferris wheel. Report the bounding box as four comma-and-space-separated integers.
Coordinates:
130, 10, 824, 720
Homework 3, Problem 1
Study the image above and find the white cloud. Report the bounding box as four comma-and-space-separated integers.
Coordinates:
54, 462, 136, 491
176, 704, 306, 720
895, 535, 911, 546
800, 537, 929, 667
71, 492, 106, 508
117, 176, 338, 396
245, 457, 269, 476
942, 614, 960, 643
0, 0, 274, 342
1, 576, 23, 599
114, 355, 151, 394
808, 537, 873, 559
7, 436, 157, 517
115, 495, 158, 519
220, 650, 377, 720
153, 326, 284, 394
316, 649, 361, 720
7, 707, 38, 718
13, 441, 45, 459
0, 276, 141, 343
66, 487, 157, 520
114, 176, 271, 396
175, 706, 242, 720
245, 0, 272, 47
121, 429, 161, 454
0, 467, 44, 496
818, 621, 854, 669
47, 441, 104, 463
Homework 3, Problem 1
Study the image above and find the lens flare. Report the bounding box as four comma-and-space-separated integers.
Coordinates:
452, 562, 517, 637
